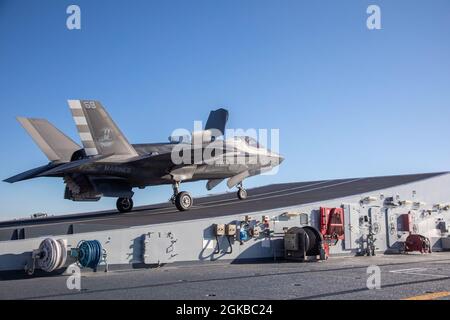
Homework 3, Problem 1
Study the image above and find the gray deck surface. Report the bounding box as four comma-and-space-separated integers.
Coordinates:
1, 253, 450, 300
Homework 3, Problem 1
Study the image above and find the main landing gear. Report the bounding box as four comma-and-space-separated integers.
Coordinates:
171, 181, 193, 211
116, 197, 133, 213
237, 183, 247, 200
116, 181, 240, 213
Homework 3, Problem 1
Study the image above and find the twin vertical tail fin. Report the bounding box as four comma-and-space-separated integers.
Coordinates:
67, 100, 138, 160
5, 101, 137, 183
17, 104, 225, 163
17, 117, 81, 163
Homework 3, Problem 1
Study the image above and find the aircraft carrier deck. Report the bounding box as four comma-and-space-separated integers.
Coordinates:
2, 172, 450, 300
0, 172, 445, 240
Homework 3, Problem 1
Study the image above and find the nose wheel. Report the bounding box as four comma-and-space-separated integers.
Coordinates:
175, 191, 193, 211
171, 182, 193, 211
237, 186, 247, 200
116, 197, 133, 213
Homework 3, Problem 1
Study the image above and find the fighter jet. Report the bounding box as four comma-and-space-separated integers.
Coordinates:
4, 100, 284, 212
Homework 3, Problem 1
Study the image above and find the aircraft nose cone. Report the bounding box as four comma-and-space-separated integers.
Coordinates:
270, 154, 284, 167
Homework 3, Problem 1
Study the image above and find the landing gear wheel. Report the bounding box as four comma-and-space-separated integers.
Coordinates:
116, 197, 133, 213
237, 188, 247, 200
175, 191, 193, 211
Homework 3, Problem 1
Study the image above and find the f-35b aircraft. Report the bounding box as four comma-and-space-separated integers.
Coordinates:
4, 100, 284, 212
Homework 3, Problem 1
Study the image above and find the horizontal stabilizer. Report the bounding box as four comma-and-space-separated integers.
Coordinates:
17, 117, 80, 163
3, 163, 58, 183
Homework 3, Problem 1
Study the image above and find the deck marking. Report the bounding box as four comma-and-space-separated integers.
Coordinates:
390, 268, 428, 273
196, 180, 336, 206
390, 268, 447, 278
197, 178, 365, 210
403, 291, 450, 300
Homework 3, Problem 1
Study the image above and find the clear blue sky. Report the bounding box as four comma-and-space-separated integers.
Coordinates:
1, 0, 450, 220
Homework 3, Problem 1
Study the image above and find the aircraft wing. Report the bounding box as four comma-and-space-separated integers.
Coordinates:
122, 145, 237, 166
37, 154, 113, 176
121, 151, 174, 166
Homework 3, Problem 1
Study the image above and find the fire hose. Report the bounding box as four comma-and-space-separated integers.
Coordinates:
77, 240, 103, 269
27, 238, 67, 275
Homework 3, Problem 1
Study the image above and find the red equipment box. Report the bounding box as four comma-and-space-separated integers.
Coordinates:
319, 207, 345, 240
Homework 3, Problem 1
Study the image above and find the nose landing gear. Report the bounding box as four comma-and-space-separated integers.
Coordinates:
237, 183, 247, 200
170, 181, 193, 211
175, 191, 193, 211
116, 197, 133, 213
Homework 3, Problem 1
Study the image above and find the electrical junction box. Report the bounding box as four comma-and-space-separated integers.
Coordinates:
214, 224, 225, 236
299, 213, 309, 225
225, 224, 236, 236
284, 233, 299, 251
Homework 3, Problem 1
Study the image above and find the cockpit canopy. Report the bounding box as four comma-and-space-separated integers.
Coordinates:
168, 134, 268, 151
233, 136, 265, 149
